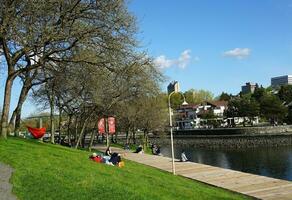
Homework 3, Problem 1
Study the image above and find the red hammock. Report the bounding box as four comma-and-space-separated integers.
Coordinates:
27, 126, 46, 139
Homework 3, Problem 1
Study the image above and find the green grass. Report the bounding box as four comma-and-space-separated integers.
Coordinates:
0, 138, 250, 200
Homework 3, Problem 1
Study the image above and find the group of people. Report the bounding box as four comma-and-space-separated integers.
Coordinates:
89, 147, 124, 167
89, 143, 189, 166
133, 143, 189, 162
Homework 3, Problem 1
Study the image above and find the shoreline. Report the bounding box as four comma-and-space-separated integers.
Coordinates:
174, 125, 292, 136
113, 126, 292, 148
149, 134, 292, 149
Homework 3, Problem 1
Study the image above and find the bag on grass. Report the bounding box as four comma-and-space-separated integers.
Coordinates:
118, 161, 125, 168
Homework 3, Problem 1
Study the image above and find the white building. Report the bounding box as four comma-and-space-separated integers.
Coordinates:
205, 101, 228, 117
175, 101, 228, 129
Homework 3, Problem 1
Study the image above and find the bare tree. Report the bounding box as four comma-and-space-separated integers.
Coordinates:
0, 0, 137, 138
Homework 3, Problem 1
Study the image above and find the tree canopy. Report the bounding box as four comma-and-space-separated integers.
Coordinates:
278, 85, 292, 104
184, 89, 214, 105
260, 94, 287, 123
0, 0, 165, 143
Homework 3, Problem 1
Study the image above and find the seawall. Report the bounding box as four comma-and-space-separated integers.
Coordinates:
115, 126, 292, 148
152, 125, 292, 148
174, 125, 292, 136
148, 134, 292, 148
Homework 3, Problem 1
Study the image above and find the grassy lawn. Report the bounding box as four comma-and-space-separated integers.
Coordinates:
0, 138, 250, 200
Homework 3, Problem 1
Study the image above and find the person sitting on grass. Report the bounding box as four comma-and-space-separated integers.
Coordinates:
102, 147, 112, 164
180, 150, 189, 162
105, 147, 112, 156
134, 144, 144, 154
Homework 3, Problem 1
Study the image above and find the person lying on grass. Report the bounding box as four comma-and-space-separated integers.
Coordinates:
89, 152, 124, 167
89, 153, 103, 163
104, 153, 124, 167
109, 153, 121, 165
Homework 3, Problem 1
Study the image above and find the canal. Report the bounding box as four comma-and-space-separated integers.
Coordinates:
161, 145, 292, 181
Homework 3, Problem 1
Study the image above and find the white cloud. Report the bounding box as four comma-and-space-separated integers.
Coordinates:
154, 55, 173, 69
223, 48, 251, 59
177, 49, 191, 68
154, 49, 196, 69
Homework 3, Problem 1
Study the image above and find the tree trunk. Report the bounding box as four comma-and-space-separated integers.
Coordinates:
144, 130, 148, 147
49, 94, 55, 144
74, 116, 79, 146
126, 130, 129, 144
8, 68, 38, 135
114, 132, 118, 143
14, 111, 22, 136
132, 131, 136, 144
1, 77, 14, 139
88, 130, 96, 152
101, 134, 105, 143
67, 115, 72, 146
58, 107, 62, 141
9, 82, 30, 134
143, 130, 148, 150
82, 131, 87, 148
111, 134, 114, 143
105, 118, 109, 147
75, 117, 90, 149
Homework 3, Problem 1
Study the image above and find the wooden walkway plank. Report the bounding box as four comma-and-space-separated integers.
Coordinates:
231, 179, 289, 191
94, 145, 292, 200
217, 175, 267, 185
232, 181, 290, 193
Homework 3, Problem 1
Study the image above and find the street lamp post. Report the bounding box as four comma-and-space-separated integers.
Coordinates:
168, 91, 188, 175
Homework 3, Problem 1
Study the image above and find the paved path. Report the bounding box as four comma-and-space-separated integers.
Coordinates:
94, 146, 292, 200
0, 163, 17, 200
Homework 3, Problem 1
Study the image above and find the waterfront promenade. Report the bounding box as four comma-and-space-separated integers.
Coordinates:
95, 146, 292, 200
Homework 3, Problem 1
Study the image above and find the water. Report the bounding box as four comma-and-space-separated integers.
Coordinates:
161, 145, 292, 181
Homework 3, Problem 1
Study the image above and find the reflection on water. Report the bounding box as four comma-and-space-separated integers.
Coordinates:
161, 145, 292, 181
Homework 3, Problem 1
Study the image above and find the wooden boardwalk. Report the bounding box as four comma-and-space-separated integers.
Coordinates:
94, 146, 292, 200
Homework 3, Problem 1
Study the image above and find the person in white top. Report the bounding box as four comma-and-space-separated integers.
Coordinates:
181, 151, 189, 162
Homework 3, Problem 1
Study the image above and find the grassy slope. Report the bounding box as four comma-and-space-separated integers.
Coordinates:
0, 138, 249, 200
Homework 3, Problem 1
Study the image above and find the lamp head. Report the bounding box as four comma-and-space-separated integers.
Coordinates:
181, 100, 188, 106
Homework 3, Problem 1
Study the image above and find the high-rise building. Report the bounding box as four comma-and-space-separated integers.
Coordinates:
241, 82, 258, 94
271, 75, 292, 88
167, 81, 180, 94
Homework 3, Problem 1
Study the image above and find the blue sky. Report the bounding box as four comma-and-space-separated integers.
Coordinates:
2, 0, 292, 117
129, 0, 292, 95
